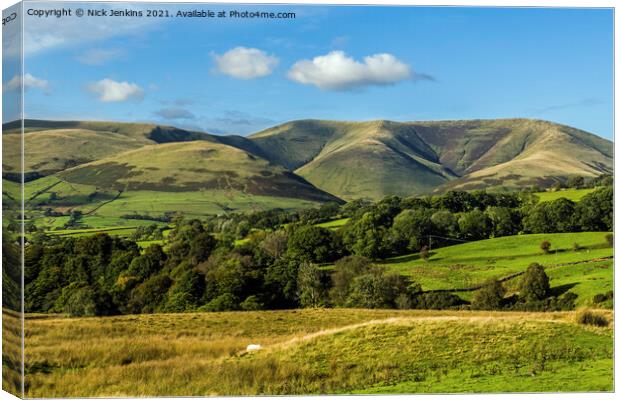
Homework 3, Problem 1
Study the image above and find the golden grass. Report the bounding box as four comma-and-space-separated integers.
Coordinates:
16, 308, 614, 397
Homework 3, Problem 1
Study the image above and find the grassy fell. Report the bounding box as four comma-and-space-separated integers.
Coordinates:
18, 308, 613, 396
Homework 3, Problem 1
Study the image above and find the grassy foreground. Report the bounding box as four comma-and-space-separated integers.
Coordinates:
18, 308, 612, 396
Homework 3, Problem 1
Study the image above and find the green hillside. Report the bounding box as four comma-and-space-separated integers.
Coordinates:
4, 118, 613, 202
251, 120, 456, 200
2, 120, 216, 178
58, 141, 339, 202
380, 232, 612, 292
20, 141, 338, 229
429, 119, 612, 191
536, 188, 597, 202
249, 118, 612, 199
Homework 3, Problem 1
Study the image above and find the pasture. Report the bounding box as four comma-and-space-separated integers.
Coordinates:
535, 188, 596, 203
380, 232, 613, 292
16, 308, 613, 396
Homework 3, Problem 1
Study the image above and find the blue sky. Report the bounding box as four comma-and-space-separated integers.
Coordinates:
4, 3, 614, 139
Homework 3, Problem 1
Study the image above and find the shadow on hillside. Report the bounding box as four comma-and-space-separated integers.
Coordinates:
550, 282, 578, 297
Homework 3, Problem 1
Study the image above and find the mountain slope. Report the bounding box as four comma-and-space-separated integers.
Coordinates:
414, 119, 613, 191
57, 140, 340, 203
1, 120, 245, 178
251, 120, 457, 199
5, 118, 613, 202
249, 118, 612, 199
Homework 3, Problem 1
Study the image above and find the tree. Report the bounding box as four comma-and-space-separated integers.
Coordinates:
471, 279, 505, 310
458, 210, 492, 240
574, 187, 613, 231
188, 232, 217, 265
287, 225, 337, 263
390, 209, 433, 253
163, 267, 205, 312
343, 212, 387, 259
297, 262, 325, 308
430, 210, 458, 238
345, 270, 413, 309
523, 203, 553, 233
436, 191, 477, 212
127, 274, 172, 313
485, 206, 520, 237
127, 244, 166, 281
329, 256, 374, 306
259, 230, 288, 259
519, 263, 550, 302
546, 198, 577, 232
53, 283, 100, 317
567, 176, 585, 189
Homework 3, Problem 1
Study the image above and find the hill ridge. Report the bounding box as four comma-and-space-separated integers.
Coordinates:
4, 118, 612, 200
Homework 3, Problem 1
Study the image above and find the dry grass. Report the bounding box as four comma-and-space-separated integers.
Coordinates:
13, 308, 614, 397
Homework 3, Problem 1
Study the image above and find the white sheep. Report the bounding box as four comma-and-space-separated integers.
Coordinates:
246, 344, 262, 351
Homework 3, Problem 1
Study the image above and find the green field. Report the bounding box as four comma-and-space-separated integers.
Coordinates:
16, 308, 612, 396
379, 232, 613, 292
315, 217, 350, 229
20, 175, 319, 230
536, 188, 596, 202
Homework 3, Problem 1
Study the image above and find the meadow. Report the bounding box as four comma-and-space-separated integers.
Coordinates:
20, 175, 318, 231
536, 188, 597, 202
378, 232, 613, 294
16, 308, 613, 396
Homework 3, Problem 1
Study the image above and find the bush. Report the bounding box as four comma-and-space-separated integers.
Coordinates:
592, 290, 613, 304
540, 240, 551, 254
576, 309, 609, 327
572, 242, 581, 252
240, 295, 263, 311
519, 263, 550, 302
605, 233, 613, 247
471, 279, 505, 310
412, 292, 466, 310
202, 293, 238, 312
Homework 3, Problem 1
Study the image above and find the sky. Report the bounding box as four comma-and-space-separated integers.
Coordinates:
3, 3, 614, 139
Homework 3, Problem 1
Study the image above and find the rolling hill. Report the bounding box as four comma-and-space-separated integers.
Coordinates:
2, 120, 212, 179
3, 117, 613, 206
248, 118, 612, 199
58, 140, 340, 202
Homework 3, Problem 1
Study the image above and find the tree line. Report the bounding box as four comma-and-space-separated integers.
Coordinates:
20, 185, 613, 316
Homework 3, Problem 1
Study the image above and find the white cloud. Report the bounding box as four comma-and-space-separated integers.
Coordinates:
88, 79, 144, 102
76, 48, 123, 65
288, 51, 412, 90
4, 73, 50, 92
213, 47, 278, 79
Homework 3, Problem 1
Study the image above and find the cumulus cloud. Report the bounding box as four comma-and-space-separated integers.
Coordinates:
88, 79, 144, 102
154, 107, 195, 120
213, 47, 278, 79
288, 51, 412, 90
4, 73, 50, 92
76, 48, 124, 65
